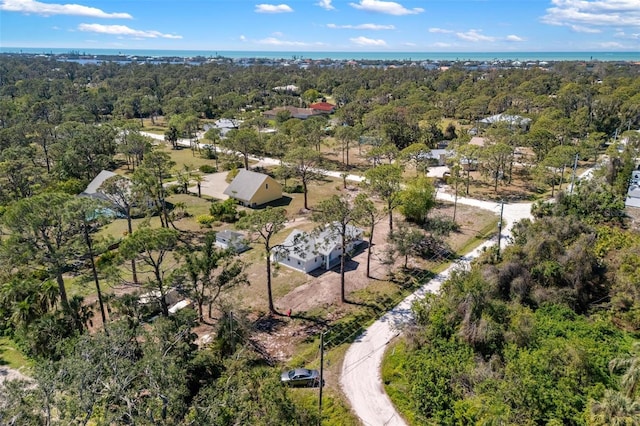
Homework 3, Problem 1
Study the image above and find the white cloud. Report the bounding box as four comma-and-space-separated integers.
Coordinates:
78, 24, 182, 39
456, 29, 496, 42
505, 34, 525, 41
239, 35, 247, 41
327, 23, 395, 30
570, 24, 602, 33
316, 0, 334, 10
432, 42, 454, 48
428, 27, 453, 34
0, 0, 131, 18
255, 3, 293, 13
615, 31, 640, 39
349, 0, 423, 16
350, 36, 387, 46
258, 37, 308, 46
598, 41, 625, 48
542, 0, 640, 28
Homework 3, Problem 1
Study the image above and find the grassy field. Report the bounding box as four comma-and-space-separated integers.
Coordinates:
0, 337, 31, 370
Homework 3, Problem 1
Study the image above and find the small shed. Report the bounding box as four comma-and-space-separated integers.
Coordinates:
223, 169, 282, 207
215, 230, 249, 253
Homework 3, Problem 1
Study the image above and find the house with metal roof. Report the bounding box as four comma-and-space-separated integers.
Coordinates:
80, 170, 119, 202
479, 114, 532, 131
223, 169, 282, 207
203, 118, 243, 138
626, 169, 640, 208
215, 230, 250, 253
272, 223, 363, 273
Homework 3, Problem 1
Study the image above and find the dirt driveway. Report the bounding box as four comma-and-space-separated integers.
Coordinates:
190, 172, 229, 200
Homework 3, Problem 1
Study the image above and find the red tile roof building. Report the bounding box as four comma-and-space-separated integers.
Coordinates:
309, 102, 336, 113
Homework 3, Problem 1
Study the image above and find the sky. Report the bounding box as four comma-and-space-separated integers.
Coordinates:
1, 0, 639, 52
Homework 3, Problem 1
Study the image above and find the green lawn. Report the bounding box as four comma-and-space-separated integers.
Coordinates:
0, 337, 30, 370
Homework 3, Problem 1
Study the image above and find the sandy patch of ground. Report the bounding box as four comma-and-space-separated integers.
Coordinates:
0, 366, 30, 384
190, 171, 229, 200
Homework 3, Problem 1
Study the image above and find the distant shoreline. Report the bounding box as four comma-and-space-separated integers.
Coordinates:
2, 47, 639, 62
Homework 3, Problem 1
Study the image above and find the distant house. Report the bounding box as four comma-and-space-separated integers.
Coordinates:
273, 84, 299, 93
479, 114, 531, 131
215, 230, 249, 253
626, 169, 640, 208
262, 106, 323, 120
203, 118, 243, 138
80, 170, 120, 202
223, 169, 282, 207
416, 149, 454, 166
273, 223, 363, 273
309, 102, 336, 114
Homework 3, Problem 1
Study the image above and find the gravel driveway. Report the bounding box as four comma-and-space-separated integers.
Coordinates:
190, 171, 229, 200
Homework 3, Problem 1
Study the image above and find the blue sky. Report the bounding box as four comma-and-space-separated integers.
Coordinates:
1, 0, 639, 52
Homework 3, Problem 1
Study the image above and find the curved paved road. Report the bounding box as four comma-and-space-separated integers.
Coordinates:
340, 195, 533, 426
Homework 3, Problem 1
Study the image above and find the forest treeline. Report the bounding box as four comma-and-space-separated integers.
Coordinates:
0, 55, 639, 424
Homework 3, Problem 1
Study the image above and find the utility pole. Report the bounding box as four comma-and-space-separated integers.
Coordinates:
570, 153, 579, 195
497, 201, 504, 258
318, 331, 326, 425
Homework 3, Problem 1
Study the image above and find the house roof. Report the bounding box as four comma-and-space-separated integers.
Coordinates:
416, 149, 454, 160
82, 170, 118, 196
628, 183, 640, 197
624, 197, 640, 207
217, 230, 245, 240
263, 106, 320, 120
273, 84, 299, 92
281, 223, 362, 260
214, 118, 242, 129
223, 169, 273, 202
479, 113, 532, 125
309, 102, 335, 112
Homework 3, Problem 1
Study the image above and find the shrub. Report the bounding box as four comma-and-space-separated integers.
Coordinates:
200, 147, 218, 160
221, 159, 243, 171
196, 214, 215, 227
166, 184, 182, 194
226, 167, 240, 183
200, 164, 217, 174
284, 184, 304, 193
210, 198, 240, 223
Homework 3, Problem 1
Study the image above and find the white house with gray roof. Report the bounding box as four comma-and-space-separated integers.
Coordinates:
223, 169, 282, 207
272, 223, 363, 273
626, 169, 640, 208
479, 114, 531, 131
80, 170, 119, 202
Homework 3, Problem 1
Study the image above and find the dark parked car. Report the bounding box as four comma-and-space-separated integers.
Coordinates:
280, 368, 320, 387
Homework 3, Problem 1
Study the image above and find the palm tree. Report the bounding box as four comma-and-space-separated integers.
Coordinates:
192, 172, 204, 198
590, 389, 640, 426
610, 342, 640, 398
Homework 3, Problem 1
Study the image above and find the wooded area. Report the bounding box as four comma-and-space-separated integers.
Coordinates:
0, 54, 639, 425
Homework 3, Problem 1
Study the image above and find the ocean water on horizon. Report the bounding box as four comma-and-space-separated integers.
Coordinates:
2, 47, 639, 62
